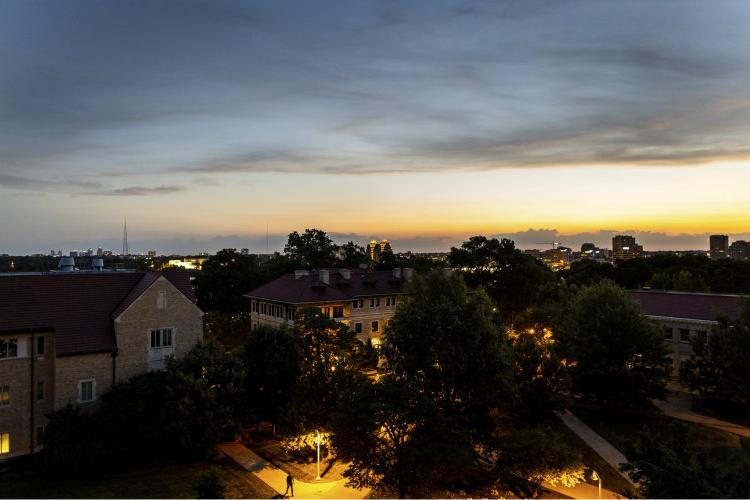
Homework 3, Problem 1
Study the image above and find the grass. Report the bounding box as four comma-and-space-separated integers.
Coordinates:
0, 455, 277, 499
572, 403, 742, 456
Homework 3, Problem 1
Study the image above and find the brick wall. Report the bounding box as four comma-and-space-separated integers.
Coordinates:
54, 352, 113, 411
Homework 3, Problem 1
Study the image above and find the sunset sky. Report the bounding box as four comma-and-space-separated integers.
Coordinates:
2, 0, 750, 254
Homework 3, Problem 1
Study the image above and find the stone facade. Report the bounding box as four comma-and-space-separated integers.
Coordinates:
114, 276, 203, 382
54, 352, 113, 410
651, 316, 714, 372
0, 331, 56, 458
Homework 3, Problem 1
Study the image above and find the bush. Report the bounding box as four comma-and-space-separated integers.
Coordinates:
193, 471, 226, 499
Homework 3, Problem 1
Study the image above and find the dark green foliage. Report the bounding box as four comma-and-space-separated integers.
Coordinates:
337, 241, 369, 268
623, 422, 750, 498
680, 302, 750, 414
202, 311, 252, 349
647, 270, 709, 291
239, 325, 302, 426
193, 471, 226, 499
374, 245, 398, 270
382, 271, 514, 437
561, 259, 616, 288
284, 228, 338, 269
331, 376, 475, 498
448, 236, 554, 325
194, 249, 267, 313
557, 280, 671, 407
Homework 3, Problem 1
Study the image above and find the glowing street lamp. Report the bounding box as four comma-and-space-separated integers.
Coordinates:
591, 470, 601, 499
315, 429, 321, 480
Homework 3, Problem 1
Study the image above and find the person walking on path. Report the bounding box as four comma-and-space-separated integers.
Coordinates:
285, 474, 295, 497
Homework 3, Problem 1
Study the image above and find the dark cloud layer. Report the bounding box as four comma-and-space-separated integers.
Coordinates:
1, 0, 749, 182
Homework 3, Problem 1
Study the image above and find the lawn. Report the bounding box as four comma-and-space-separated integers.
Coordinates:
572, 403, 741, 456
0, 455, 277, 499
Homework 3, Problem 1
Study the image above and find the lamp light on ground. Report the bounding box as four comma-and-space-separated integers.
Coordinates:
591, 470, 601, 499
315, 429, 321, 480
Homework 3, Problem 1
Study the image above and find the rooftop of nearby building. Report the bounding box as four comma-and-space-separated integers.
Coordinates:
629, 289, 748, 322
0, 269, 196, 356
245, 268, 412, 304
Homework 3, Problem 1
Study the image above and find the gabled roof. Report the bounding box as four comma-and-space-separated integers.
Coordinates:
0, 270, 196, 356
245, 269, 409, 304
629, 289, 747, 322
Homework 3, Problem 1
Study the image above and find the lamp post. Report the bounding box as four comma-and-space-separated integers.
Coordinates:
315, 429, 321, 480
591, 470, 601, 500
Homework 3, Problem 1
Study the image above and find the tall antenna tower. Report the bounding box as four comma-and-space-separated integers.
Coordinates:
122, 216, 129, 256
266, 223, 269, 254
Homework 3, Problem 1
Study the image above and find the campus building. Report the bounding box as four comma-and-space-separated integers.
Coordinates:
246, 268, 412, 344
0, 268, 203, 459
709, 234, 729, 260
629, 289, 746, 372
612, 235, 643, 261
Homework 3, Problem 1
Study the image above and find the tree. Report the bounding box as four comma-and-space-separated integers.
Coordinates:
331, 376, 474, 498
382, 270, 514, 440
337, 241, 369, 268
374, 245, 399, 270
292, 308, 361, 430
239, 325, 302, 426
557, 280, 671, 407
284, 228, 338, 269
448, 236, 554, 326
680, 302, 750, 414
623, 421, 750, 498
203, 311, 252, 350
193, 471, 226, 499
194, 249, 265, 313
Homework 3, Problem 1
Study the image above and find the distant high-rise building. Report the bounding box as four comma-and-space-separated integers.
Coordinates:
122, 216, 129, 256
69, 250, 79, 257
612, 235, 643, 261
729, 240, 749, 261
96, 247, 103, 257
709, 235, 729, 260
240, 248, 249, 255
581, 243, 596, 254
147, 250, 157, 257
369, 239, 393, 261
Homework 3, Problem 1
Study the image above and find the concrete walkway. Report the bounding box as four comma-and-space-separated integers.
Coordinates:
544, 480, 626, 499
655, 392, 750, 438
556, 410, 639, 489
217, 441, 370, 499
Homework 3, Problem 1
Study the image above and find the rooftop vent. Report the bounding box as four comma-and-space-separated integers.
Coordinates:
58, 256, 76, 272
92, 258, 104, 271
319, 269, 330, 285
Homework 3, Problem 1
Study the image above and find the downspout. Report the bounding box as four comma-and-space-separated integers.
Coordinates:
30, 332, 35, 454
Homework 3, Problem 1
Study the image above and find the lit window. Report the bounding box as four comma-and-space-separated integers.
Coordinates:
79, 380, 95, 403
0, 433, 9, 454
37, 336, 45, 356
371, 321, 379, 332
37, 381, 44, 401
0, 339, 18, 359
0, 386, 9, 406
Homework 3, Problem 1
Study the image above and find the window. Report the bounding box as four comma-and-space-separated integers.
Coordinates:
150, 330, 161, 347
36, 336, 45, 356
371, 321, 379, 332
354, 323, 362, 334
36, 381, 44, 401
369, 298, 375, 307
663, 327, 673, 340
333, 306, 344, 318
157, 290, 167, 311
79, 380, 94, 403
0, 433, 9, 455
392, 297, 397, 306
679, 328, 690, 342
162, 328, 173, 347
375, 298, 380, 307
0, 338, 18, 359
0, 386, 9, 406
385, 297, 391, 306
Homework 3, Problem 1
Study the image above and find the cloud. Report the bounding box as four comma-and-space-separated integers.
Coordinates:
90, 185, 187, 196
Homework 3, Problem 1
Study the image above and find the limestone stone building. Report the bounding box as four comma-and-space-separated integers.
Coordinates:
246, 268, 412, 345
0, 269, 202, 459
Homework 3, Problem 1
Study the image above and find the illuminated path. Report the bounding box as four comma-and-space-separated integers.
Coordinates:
655, 392, 750, 438
217, 441, 370, 499
556, 410, 639, 490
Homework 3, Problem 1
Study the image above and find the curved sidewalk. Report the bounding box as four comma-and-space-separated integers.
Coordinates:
217, 441, 370, 499
655, 393, 750, 438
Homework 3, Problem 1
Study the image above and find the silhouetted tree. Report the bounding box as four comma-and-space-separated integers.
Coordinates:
284, 228, 338, 269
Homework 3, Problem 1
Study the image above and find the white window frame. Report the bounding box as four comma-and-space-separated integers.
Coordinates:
150, 328, 175, 349
78, 379, 96, 403
0, 338, 19, 360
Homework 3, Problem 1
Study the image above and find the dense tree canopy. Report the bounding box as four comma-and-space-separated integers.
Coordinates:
284, 228, 339, 269
448, 236, 554, 325
680, 301, 750, 414
557, 280, 671, 407
194, 249, 266, 313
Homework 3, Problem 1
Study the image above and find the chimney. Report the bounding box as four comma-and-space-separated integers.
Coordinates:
294, 270, 309, 280
319, 269, 330, 285
340, 269, 351, 279
91, 258, 104, 271
58, 256, 76, 272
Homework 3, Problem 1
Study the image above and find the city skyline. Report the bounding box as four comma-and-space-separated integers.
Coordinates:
2, 1, 750, 251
